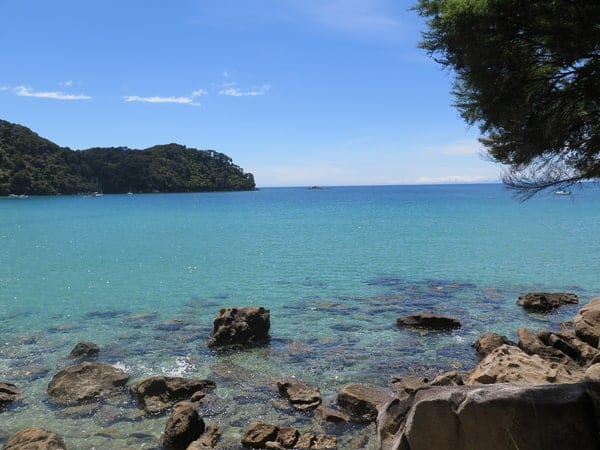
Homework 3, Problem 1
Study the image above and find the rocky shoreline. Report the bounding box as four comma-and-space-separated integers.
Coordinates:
2, 297, 600, 449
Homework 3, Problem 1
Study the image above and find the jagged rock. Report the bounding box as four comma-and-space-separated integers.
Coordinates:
516, 292, 578, 311
337, 384, 394, 423
162, 401, 205, 450
241, 422, 279, 448
467, 344, 583, 385
538, 329, 600, 366
390, 376, 429, 397
275, 427, 300, 448
378, 383, 600, 450
430, 370, 464, 386
473, 332, 515, 359
0, 382, 21, 408
69, 341, 99, 359
2, 427, 67, 450
517, 327, 566, 360
311, 434, 337, 449
315, 406, 351, 425
396, 313, 461, 330
47, 362, 129, 405
277, 380, 321, 411
186, 422, 220, 449
129, 376, 216, 414
575, 297, 600, 347
207, 307, 270, 347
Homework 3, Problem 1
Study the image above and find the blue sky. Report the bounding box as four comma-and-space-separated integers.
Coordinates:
0, 0, 501, 187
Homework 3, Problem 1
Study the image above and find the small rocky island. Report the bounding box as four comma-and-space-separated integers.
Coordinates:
0, 119, 255, 196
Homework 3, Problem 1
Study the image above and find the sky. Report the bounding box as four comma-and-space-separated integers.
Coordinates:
0, 0, 502, 187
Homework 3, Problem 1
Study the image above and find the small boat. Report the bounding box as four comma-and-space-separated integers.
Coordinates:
554, 189, 571, 196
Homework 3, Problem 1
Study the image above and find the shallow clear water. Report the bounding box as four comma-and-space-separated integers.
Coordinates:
1, 184, 599, 448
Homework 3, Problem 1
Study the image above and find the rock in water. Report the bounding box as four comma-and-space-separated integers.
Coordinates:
277, 379, 322, 411
69, 342, 100, 359
207, 306, 270, 347
516, 292, 578, 311
378, 383, 600, 450
0, 382, 21, 409
336, 384, 394, 423
47, 362, 129, 405
129, 376, 216, 414
473, 332, 515, 359
163, 401, 205, 450
3, 427, 67, 450
396, 313, 461, 330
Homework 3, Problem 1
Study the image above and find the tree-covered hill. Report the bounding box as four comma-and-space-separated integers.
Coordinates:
0, 120, 255, 195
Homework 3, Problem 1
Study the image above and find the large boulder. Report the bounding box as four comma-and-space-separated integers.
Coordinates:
517, 327, 566, 361
378, 383, 600, 450
337, 384, 394, 423
47, 362, 129, 405
2, 427, 67, 450
467, 344, 583, 385
277, 380, 321, 411
162, 401, 205, 450
516, 292, 578, 311
129, 376, 216, 414
538, 329, 600, 366
207, 307, 270, 348
396, 313, 461, 330
0, 382, 21, 409
575, 297, 600, 347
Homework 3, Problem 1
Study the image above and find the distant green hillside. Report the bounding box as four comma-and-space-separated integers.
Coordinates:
0, 119, 255, 195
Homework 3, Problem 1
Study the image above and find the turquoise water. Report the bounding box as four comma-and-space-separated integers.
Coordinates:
1, 184, 600, 448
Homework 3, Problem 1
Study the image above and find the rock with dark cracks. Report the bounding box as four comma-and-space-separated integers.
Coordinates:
0, 382, 21, 409
129, 376, 215, 414
207, 306, 270, 348
277, 380, 321, 411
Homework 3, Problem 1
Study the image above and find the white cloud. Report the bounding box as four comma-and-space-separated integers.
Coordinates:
123, 89, 206, 106
416, 175, 495, 184
441, 139, 484, 156
219, 83, 270, 97
12, 85, 91, 100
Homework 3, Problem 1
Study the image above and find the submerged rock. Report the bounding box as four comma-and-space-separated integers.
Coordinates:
378, 383, 600, 450
277, 380, 321, 411
129, 376, 216, 414
240, 422, 336, 449
207, 306, 270, 347
516, 292, 578, 311
3, 427, 67, 450
396, 313, 461, 330
69, 342, 100, 359
0, 382, 21, 409
47, 362, 129, 405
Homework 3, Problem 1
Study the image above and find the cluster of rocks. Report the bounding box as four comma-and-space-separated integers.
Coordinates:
3, 295, 600, 450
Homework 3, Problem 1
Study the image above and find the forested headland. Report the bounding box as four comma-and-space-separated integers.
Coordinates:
0, 119, 256, 195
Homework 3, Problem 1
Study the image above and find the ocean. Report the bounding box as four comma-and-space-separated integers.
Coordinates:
1, 184, 599, 448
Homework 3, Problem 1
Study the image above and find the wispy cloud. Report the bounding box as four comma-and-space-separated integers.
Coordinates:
10, 85, 91, 100
123, 89, 206, 106
441, 139, 484, 156
219, 83, 270, 97
60, 80, 74, 87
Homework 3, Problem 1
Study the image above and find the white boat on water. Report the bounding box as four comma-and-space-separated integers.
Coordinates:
554, 189, 571, 195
